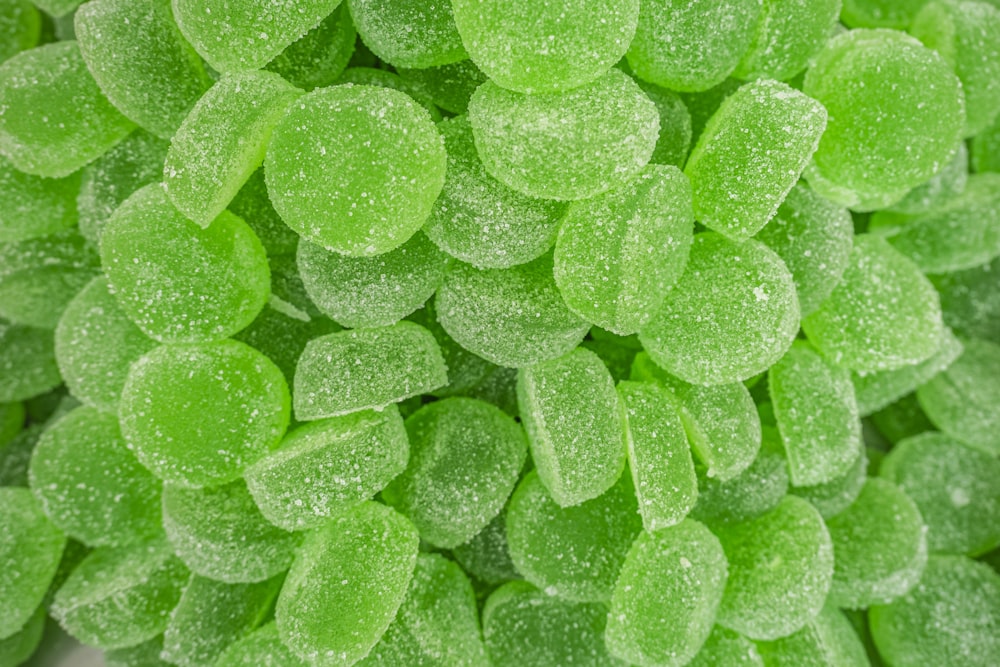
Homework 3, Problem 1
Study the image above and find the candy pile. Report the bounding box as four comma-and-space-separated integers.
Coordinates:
0, 0, 999, 666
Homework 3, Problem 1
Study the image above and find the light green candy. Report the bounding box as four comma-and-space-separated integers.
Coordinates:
789, 445, 868, 519
887, 142, 969, 216
383, 398, 526, 549
0, 1, 39, 64
164, 71, 303, 227
554, 164, 694, 334
681, 78, 743, 145
688, 626, 764, 667
30, 0, 82, 18
264, 4, 355, 91
972, 112, 1000, 173
105, 636, 174, 667
407, 300, 496, 399
636, 80, 693, 168
639, 233, 800, 386
932, 256, 1000, 341
0, 320, 59, 403
841, 0, 927, 27
216, 624, 309, 667
233, 302, 339, 385
803, 235, 943, 373
348, 0, 466, 69
397, 60, 487, 115
467, 70, 659, 201
685, 79, 827, 241
0, 157, 78, 243
275, 502, 419, 667
734, 0, 842, 81
245, 407, 409, 531
452, 509, 521, 586
228, 169, 300, 258
0, 606, 44, 667
606, 520, 728, 667
266, 83, 446, 256
755, 605, 870, 667
870, 394, 935, 445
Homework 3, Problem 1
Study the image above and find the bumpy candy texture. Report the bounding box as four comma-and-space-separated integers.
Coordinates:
687, 626, 763, 667
265, 4, 356, 91
348, 0, 466, 69
636, 80, 693, 168
734, 0, 842, 81
755, 605, 870, 667
216, 624, 309, 667
397, 60, 487, 115
0, 319, 60, 403
0, 158, 79, 243
887, 141, 969, 216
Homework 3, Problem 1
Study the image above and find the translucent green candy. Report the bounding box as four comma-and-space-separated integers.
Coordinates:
627, 0, 761, 92
789, 445, 868, 520
871, 394, 934, 445
0, 487, 64, 639
687, 626, 763, 667
554, 165, 693, 334
755, 605, 870, 667
733, 0, 841, 81
348, 0, 466, 69
0, 606, 44, 667
916, 337, 1000, 456
52, 539, 189, 649
164, 71, 303, 227
482, 581, 621, 667
715, 496, 834, 640
932, 256, 1000, 341
245, 407, 409, 531
606, 520, 728, 667
803, 235, 943, 373
452, 509, 521, 586
436, 254, 590, 367
359, 553, 487, 666
639, 233, 800, 386
803, 30, 965, 208
425, 116, 566, 269
887, 142, 969, 216
453, 0, 637, 93
685, 79, 826, 241
234, 303, 339, 385
0, 42, 134, 177
506, 471, 641, 602
882, 432, 1000, 556
397, 60, 487, 115
0, 1, 39, 64
841, 0, 927, 28
120, 340, 290, 487
228, 169, 300, 258
298, 232, 450, 328
870, 556, 1000, 667
335, 67, 441, 119
467, 70, 659, 201
105, 636, 173, 667
264, 4, 355, 91
383, 398, 526, 548
216, 624, 308, 667
0, 158, 78, 243
516, 348, 625, 507
75, 0, 211, 140
636, 81, 693, 168
972, 112, 1000, 173
406, 300, 496, 398
275, 502, 419, 666
30, 0, 83, 18
265, 84, 446, 256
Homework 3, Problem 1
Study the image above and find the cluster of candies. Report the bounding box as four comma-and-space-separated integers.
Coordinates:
1, 0, 1000, 665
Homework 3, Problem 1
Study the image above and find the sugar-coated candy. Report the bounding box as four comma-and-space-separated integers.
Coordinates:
687, 626, 763, 667
932, 255, 1000, 341
681, 78, 742, 146
0, 157, 79, 243
870, 394, 934, 445
869, 555, 1000, 667
467, 69, 659, 201
104, 636, 174, 667
841, 0, 927, 28
407, 299, 496, 398
881, 432, 1000, 556
266, 83, 446, 256
0, 487, 64, 639
228, 169, 300, 258
627, 0, 761, 92
452, 509, 521, 586
506, 471, 641, 603
52, 539, 188, 649
734, 0, 841, 81
0, 41, 134, 177
275, 502, 419, 666
554, 165, 694, 334
636, 80, 693, 168
605, 520, 728, 667
348, 0, 466, 69
803, 235, 943, 373
715, 496, 834, 640
887, 142, 969, 216
397, 60, 487, 115
972, 111, 1000, 173
685, 79, 827, 241
120, 340, 290, 487
0, 1, 39, 64
232, 301, 339, 386
755, 605, 870, 667
639, 233, 800, 386
215, 624, 309, 667
582, 331, 641, 383
789, 445, 868, 519
30, 0, 83, 18
383, 398, 526, 548
164, 71, 303, 227
245, 407, 409, 531
264, 4, 355, 91
0, 606, 44, 667
335, 67, 442, 119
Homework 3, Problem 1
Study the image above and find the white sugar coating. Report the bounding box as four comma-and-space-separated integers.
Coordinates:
886, 142, 969, 216
29, 406, 161, 547
162, 479, 299, 583
406, 300, 496, 398
734, 0, 841, 81
276, 502, 419, 667
336, 67, 442, 120
869, 556, 1000, 667
244, 407, 409, 531
0, 487, 64, 639
451, 508, 521, 586
435, 254, 590, 368
0, 41, 134, 177
554, 164, 694, 335
617, 381, 697, 532
297, 231, 451, 328
0, 157, 78, 243
397, 60, 488, 115
802, 235, 943, 374
383, 397, 526, 549
626, 0, 762, 92
0, 319, 61, 402
932, 255, 1000, 342
164, 71, 303, 227
228, 169, 301, 258
265, 83, 446, 257
234, 302, 340, 386
119, 340, 290, 488
467, 70, 660, 201
264, 4, 355, 91
638, 233, 800, 386
0, 1, 39, 64
54, 277, 157, 413
605, 520, 728, 667
881, 432, 1000, 556
636, 80, 693, 168
789, 443, 868, 519
452, 0, 637, 94
754, 183, 854, 317
348, 0, 466, 68
688, 627, 763, 667
292, 322, 447, 420
425, 116, 567, 270
715, 496, 834, 641
917, 337, 1000, 456
216, 623, 309, 667
516, 348, 625, 508
358, 553, 488, 666
51, 539, 189, 649
755, 605, 870, 667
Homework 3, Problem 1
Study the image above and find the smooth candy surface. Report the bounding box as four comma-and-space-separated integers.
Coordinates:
734, 0, 842, 81
0, 1, 39, 64
452, 509, 520, 586
216, 624, 308, 667
0, 319, 61, 402
0, 158, 79, 243
348, 0, 466, 69
264, 4, 355, 91
755, 605, 870, 667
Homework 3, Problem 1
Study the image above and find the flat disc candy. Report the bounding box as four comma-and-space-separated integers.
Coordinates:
265, 84, 446, 256
348, 0, 466, 69
0, 158, 78, 243
755, 605, 869, 667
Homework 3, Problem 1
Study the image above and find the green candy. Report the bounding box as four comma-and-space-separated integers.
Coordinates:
335, 67, 441, 119
264, 4, 355, 91
0, 401, 24, 448
841, 0, 928, 28
396, 60, 487, 115
348, 0, 466, 69
452, 509, 521, 586
407, 299, 496, 398
871, 394, 935, 445
886, 142, 969, 216
105, 636, 173, 667
688, 626, 763, 667
0, 1, 39, 64
932, 256, 1000, 341
0, 157, 78, 243
734, 0, 842, 81
30, 0, 83, 18
755, 605, 870, 667
227, 169, 300, 258
215, 624, 309, 667
972, 112, 1000, 173
789, 445, 868, 520
636, 80, 693, 168
0, 606, 44, 667
231, 301, 339, 386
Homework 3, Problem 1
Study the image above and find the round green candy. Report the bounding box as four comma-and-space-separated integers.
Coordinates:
335, 67, 441, 119
216, 623, 309, 667
932, 256, 1000, 341
120, 340, 290, 488
396, 60, 487, 115
639, 233, 800, 386
0, 157, 78, 243
0, 1, 39, 64
755, 605, 870, 667
452, 509, 521, 586
266, 83, 446, 257
100, 184, 271, 343
635, 80, 693, 168
0, 606, 44, 667
348, 0, 466, 69
688, 626, 763, 667
264, 4, 355, 91
789, 444, 868, 520
841, 0, 928, 28
233, 302, 339, 386
0, 320, 59, 403
734, 0, 841, 81
228, 169, 301, 258
467, 69, 659, 201
887, 142, 969, 216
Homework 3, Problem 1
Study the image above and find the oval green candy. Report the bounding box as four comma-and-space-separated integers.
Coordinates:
789, 444, 868, 520
733, 0, 842, 81
755, 605, 870, 667
0, 157, 78, 243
